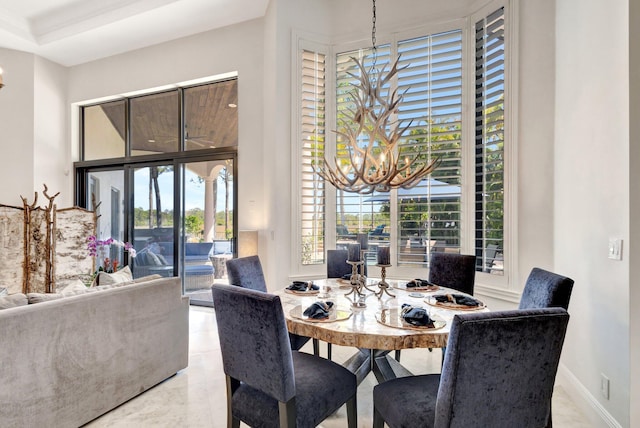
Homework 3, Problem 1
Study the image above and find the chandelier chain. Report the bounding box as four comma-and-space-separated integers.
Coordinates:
371, 0, 377, 54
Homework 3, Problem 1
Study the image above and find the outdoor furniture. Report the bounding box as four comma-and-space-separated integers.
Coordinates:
373, 308, 570, 428
212, 284, 357, 428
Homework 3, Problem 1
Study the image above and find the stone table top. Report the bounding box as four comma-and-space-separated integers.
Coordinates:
275, 278, 489, 351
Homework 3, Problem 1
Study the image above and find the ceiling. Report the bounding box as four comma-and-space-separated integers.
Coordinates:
0, 0, 269, 66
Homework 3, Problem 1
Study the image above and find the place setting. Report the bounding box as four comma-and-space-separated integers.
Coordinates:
289, 300, 352, 323
284, 280, 320, 295
376, 303, 446, 331
392, 278, 441, 298
425, 293, 486, 311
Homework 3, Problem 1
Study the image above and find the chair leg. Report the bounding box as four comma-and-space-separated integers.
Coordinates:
278, 398, 296, 428
328, 342, 332, 360
394, 349, 401, 361
373, 404, 385, 428
225, 376, 240, 428
313, 338, 320, 356
346, 394, 357, 428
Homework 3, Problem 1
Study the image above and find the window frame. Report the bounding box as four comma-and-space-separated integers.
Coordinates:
292, 0, 517, 294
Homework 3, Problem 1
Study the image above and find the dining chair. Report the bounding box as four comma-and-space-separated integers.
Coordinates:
327, 248, 367, 278
428, 252, 476, 295
396, 252, 476, 361
374, 308, 570, 428
224, 255, 318, 355
212, 284, 357, 428
518, 267, 574, 428
519, 267, 574, 311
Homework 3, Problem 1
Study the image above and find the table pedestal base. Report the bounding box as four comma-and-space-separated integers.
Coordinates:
343, 348, 414, 385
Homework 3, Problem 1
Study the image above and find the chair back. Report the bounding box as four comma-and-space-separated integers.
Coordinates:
211, 284, 295, 403
428, 253, 476, 295
226, 255, 267, 292
435, 308, 569, 428
327, 249, 351, 278
519, 267, 574, 310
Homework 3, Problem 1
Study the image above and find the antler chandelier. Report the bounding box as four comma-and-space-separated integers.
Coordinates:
312, 0, 439, 194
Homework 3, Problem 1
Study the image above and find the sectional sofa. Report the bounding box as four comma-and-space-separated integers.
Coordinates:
0, 275, 189, 427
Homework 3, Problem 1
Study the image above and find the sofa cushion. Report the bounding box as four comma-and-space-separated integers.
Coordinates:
0, 293, 28, 309
133, 274, 163, 283
27, 293, 64, 304
97, 266, 133, 285
57, 279, 89, 294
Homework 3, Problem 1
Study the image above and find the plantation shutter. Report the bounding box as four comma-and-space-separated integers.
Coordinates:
300, 49, 326, 265
475, 7, 505, 275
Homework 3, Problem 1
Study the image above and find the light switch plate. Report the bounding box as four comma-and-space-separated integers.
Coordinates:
608, 238, 623, 260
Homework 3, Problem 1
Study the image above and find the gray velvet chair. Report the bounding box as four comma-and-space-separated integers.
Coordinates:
519, 267, 574, 310
428, 252, 476, 295
374, 308, 570, 428
327, 249, 367, 279
518, 267, 574, 428
212, 284, 357, 428
225, 256, 316, 354
396, 252, 476, 361
327, 249, 351, 279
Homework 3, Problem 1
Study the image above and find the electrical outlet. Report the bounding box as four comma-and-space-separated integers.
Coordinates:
600, 373, 610, 400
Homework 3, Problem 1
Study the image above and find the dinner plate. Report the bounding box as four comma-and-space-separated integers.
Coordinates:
284, 288, 320, 295
393, 282, 440, 292
289, 305, 352, 323
375, 308, 446, 331
424, 295, 486, 311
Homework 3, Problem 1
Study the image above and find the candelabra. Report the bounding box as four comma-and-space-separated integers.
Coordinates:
374, 264, 395, 299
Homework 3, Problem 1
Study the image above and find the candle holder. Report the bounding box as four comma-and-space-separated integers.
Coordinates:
344, 260, 367, 306
374, 264, 395, 299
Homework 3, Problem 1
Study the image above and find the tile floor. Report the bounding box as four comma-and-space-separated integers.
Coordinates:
86, 306, 594, 427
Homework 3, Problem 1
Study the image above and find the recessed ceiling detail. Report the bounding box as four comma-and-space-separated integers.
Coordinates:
0, 0, 268, 66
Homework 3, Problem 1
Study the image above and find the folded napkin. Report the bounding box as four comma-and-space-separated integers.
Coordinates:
406, 278, 435, 288
401, 303, 434, 327
434, 293, 481, 307
303, 301, 334, 319
287, 281, 320, 292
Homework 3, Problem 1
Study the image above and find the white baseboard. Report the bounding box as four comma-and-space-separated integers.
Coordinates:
556, 364, 622, 428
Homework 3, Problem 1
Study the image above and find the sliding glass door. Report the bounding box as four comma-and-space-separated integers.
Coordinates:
180, 158, 234, 305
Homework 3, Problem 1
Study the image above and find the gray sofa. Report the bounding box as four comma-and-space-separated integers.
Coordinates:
0, 276, 189, 427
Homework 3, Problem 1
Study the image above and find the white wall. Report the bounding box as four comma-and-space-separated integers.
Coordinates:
0, 48, 35, 205
33, 56, 69, 205
555, 0, 630, 426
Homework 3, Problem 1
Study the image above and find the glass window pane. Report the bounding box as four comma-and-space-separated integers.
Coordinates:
83, 101, 125, 160
132, 165, 175, 279
130, 91, 180, 155
184, 80, 238, 151
86, 170, 127, 268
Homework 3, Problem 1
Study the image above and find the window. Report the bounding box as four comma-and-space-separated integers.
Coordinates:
475, 7, 505, 275
295, 3, 510, 282
299, 49, 327, 265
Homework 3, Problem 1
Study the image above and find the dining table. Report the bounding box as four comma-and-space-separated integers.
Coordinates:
275, 277, 489, 385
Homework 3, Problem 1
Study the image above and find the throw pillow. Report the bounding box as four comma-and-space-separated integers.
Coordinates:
56, 279, 89, 294
0, 293, 28, 309
97, 265, 133, 285
27, 293, 63, 304
145, 251, 163, 266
